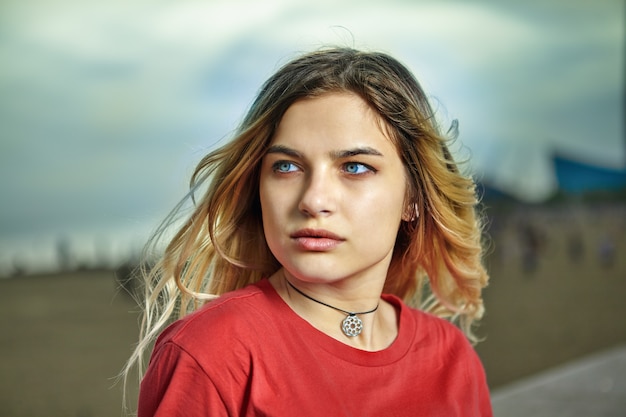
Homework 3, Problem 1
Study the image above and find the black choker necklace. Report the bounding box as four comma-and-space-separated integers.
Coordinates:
286, 280, 379, 337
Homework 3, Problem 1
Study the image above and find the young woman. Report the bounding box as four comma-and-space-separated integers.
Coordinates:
126, 47, 492, 416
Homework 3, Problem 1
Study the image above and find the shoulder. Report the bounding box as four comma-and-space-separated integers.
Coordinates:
140, 282, 278, 415
405, 304, 487, 381
155, 280, 274, 355
386, 294, 475, 358
406, 308, 492, 415
414, 309, 469, 347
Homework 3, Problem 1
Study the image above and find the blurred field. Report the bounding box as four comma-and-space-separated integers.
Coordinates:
0, 269, 140, 417
0, 202, 624, 416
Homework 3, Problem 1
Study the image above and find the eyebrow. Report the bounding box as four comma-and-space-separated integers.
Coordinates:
330, 147, 384, 159
265, 144, 384, 159
265, 145, 303, 158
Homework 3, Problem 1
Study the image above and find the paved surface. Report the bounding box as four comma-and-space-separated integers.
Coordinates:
491, 344, 626, 417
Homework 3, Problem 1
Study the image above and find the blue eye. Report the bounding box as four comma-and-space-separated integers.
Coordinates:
344, 162, 371, 174
273, 161, 298, 173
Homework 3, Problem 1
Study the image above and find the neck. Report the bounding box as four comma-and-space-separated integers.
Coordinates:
269, 269, 397, 351
285, 279, 380, 316
285, 279, 379, 337
281, 268, 385, 311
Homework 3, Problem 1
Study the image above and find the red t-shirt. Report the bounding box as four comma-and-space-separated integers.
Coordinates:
139, 279, 492, 416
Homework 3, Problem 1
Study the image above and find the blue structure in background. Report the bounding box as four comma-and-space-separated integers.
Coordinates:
481, 155, 626, 202
553, 155, 626, 194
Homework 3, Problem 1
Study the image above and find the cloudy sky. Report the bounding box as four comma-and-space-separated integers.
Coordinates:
0, 0, 623, 275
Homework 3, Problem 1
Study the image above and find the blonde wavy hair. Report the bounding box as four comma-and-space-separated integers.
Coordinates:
123, 47, 489, 394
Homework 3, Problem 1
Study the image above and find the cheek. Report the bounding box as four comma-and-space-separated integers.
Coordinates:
259, 184, 289, 262
259, 182, 284, 235
375, 201, 405, 230
258, 174, 276, 212
355, 182, 406, 222
259, 185, 272, 221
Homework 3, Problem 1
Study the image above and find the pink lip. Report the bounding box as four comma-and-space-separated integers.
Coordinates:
290, 228, 345, 251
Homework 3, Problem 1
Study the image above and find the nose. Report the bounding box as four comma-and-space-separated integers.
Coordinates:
298, 169, 337, 217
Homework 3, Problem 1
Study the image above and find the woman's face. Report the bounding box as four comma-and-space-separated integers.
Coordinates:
259, 93, 409, 286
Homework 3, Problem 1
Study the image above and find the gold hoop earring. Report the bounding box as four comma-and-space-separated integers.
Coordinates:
411, 203, 419, 221
403, 203, 419, 222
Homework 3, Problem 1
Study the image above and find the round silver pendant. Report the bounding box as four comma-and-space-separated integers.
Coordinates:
341, 314, 363, 337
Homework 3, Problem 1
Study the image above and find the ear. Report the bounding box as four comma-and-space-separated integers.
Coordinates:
402, 202, 418, 222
